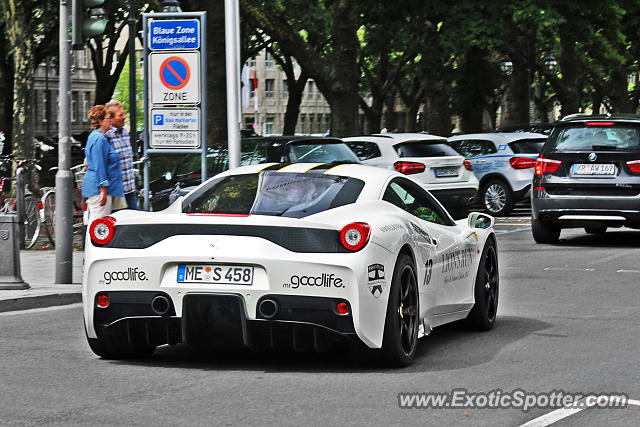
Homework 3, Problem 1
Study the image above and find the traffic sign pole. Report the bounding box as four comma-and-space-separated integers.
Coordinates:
142, 11, 207, 211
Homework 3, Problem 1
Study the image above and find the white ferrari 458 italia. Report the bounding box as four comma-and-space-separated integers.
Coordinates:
83, 163, 499, 366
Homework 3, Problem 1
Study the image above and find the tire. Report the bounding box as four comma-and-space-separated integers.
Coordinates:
466, 240, 499, 330
481, 179, 514, 217
23, 195, 41, 249
87, 334, 156, 359
532, 217, 561, 244
381, 254, 419, 366
42, 190, 56, 246
585, 225, 607, 235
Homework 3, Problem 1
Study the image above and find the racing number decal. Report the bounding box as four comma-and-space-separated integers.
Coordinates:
423, 259, 433, 286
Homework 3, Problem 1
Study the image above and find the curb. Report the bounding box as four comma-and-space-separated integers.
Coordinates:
0, 292, 82, 313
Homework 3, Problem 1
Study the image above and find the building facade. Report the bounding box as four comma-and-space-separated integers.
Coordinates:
33, 47, 96, 141
242, 50, 331, 136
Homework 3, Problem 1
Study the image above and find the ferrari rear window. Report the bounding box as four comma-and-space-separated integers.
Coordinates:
394, 141, 459, 157
183, 172, 365, 218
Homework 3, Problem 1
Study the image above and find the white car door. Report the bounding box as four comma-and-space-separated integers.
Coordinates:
382, 178, 475, 320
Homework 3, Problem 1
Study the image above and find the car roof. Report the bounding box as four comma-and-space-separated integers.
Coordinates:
559, 113, 640, 123
343, 132, 447, 144
448, 132, 548, 143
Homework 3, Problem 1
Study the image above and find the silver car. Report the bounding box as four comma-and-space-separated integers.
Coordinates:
447, 132, 547, 216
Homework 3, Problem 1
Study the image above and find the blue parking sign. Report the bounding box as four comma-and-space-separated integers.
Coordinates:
154, 114, 164, 125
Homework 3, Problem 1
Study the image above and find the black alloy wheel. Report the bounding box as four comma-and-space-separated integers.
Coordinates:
382, 254, 419, 366
466, 240, 499, 330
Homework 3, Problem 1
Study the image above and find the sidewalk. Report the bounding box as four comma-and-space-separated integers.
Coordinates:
0, 249, 84, 313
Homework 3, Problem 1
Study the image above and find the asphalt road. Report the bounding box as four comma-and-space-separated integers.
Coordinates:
1, 219, 639, 426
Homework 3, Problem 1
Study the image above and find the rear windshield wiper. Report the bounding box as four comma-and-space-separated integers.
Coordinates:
591, 145, 619, 150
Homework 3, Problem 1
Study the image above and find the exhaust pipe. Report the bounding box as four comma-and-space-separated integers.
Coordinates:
151, 295, 171, 315
258, 299, 279, 319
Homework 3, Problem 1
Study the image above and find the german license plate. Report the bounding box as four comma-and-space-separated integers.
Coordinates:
177, 264, 254, 285
435, 167, 459, 177
571, 163, 616, 176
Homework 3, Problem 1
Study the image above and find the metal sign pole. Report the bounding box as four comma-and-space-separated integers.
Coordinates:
225, 0, 241, 169
142, 11, 207, 210
55, 0, 74, 283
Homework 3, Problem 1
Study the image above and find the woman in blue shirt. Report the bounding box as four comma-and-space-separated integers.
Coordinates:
83, 105, 124, 225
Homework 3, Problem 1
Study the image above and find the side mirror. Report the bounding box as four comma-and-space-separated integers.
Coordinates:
467, 212, 494, 229
164, 171, 173, 181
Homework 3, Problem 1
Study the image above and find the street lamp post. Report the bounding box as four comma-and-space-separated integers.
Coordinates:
128, 0, 138, 155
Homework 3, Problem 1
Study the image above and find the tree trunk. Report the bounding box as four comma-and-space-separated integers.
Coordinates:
4, 0, 35, 161
609, 68, 633, 113
281, 57, 307, 135
0, 22, 13, 155
502, 59, 530, 126
324, 0, 359, 136
556, 34, 580, 117
425, 78, 452, 137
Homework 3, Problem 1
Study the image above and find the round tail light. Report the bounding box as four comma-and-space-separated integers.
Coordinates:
339, 222, 371, 251
89, 216, 116, 245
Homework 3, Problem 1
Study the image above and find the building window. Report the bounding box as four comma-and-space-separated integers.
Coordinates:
282, 79, 288, 98
42, 91, 48, 123
265, 79, 274, 98
71, 92, 77, 122
265, 52, 274, 67
307, 81, 314, 99
309, 114, 315, 133
248, 56, 256, 67
249, 79, 255, 98
78, 48, 88, 68
83, 92, 90, 122
265, 117, 274, 135
300, 114, 307, 134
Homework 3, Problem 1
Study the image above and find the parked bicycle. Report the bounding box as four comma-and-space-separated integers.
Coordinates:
1, 158, 43, 249
40, 163, 86, 247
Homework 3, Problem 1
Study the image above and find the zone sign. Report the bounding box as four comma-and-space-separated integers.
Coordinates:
150, 51, 200, 104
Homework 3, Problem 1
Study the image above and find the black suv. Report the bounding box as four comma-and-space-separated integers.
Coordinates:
531, 114, 640, 243
149, 136, 359, 210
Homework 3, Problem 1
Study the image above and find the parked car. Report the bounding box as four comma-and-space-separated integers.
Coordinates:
342, 133, 479, 218
149, 136, 360, 210
531, 114, 640, 243
494, 123, 555, 135
447, 132, 547, 216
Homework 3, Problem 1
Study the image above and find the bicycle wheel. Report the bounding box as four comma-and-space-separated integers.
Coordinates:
42, 190, 56, 246
23, 195, 41, 249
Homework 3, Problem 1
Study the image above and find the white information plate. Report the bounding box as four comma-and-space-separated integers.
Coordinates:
435, 167, 459, 177
150, 130, 200, 148
177, 264, 254, 285
571, 163, 616, 176
151, 108, 200, 131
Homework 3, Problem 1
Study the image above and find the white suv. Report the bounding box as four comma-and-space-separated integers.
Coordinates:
447, 132, 547, 216
343, 133, 479, 218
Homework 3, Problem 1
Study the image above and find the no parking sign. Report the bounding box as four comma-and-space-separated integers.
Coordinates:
149, 51, 200, 104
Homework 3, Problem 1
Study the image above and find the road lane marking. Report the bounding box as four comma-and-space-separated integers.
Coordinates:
496, 227, 531, 235
519, 396, 640, 427
0, 303, 81, 317
616, 269, 640, 273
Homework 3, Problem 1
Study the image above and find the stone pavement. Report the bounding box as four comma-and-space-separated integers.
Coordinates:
0, 249, 83, 312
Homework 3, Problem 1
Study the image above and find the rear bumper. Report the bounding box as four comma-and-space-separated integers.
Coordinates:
532, 191, 640, 227
93, 292, 357, 351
